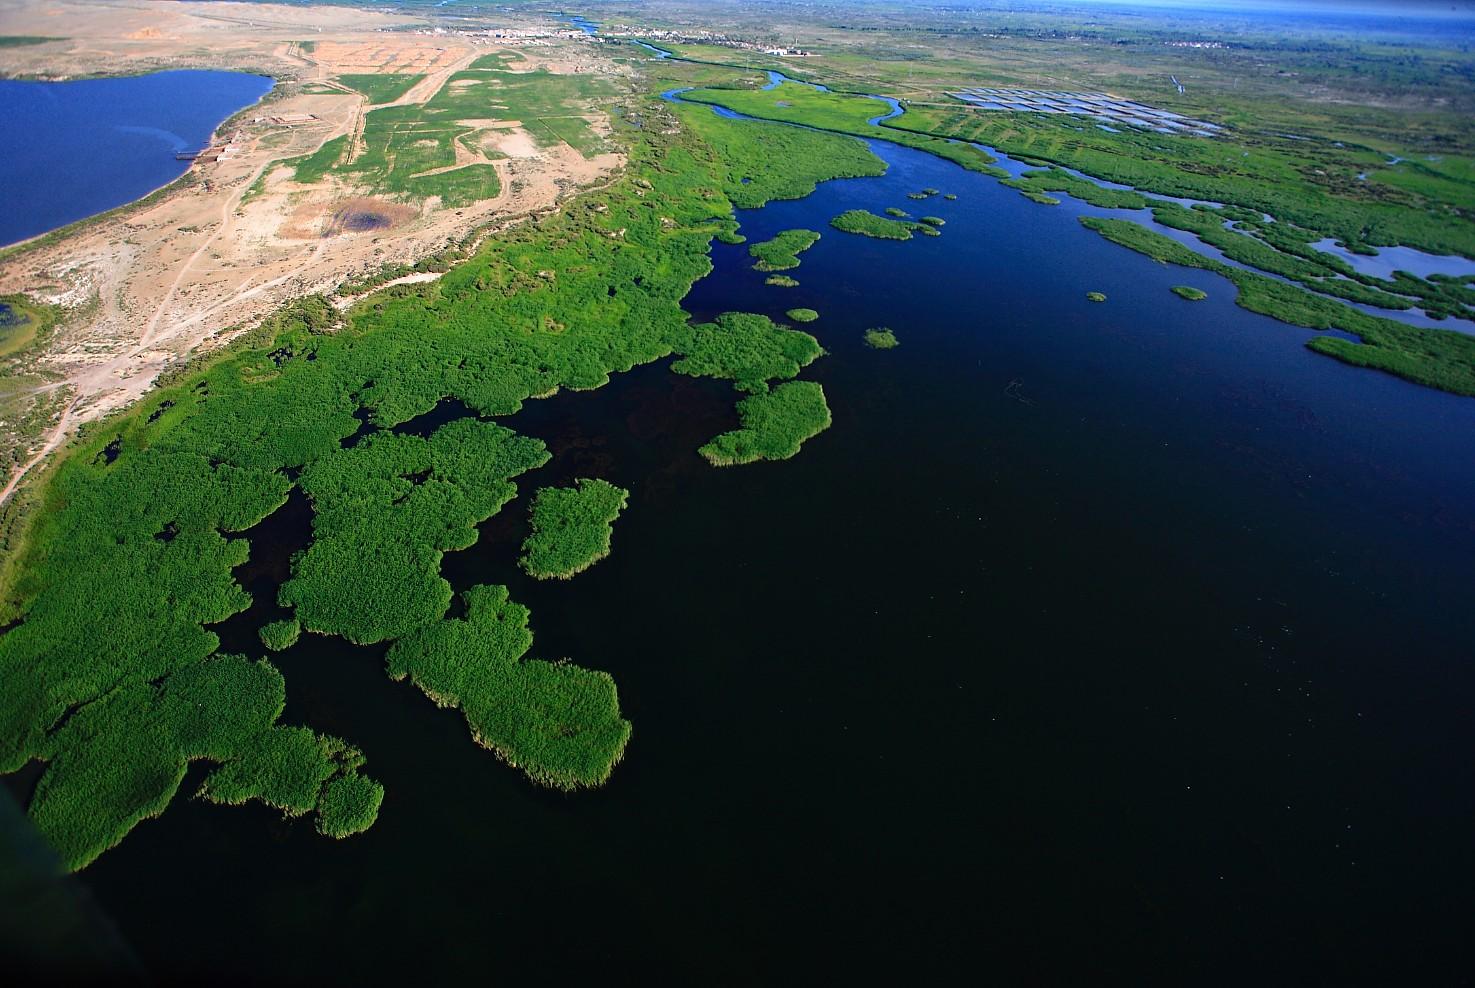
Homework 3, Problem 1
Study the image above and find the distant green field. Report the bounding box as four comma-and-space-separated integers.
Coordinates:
335, 73, 424, 104
0, 36, 59, 48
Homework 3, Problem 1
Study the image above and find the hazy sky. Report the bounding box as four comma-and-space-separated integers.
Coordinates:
1055, 0, 1473, 13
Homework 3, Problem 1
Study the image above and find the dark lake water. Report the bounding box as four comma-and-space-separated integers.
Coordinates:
69, 127, 1475, 982
0, 70, 272, 247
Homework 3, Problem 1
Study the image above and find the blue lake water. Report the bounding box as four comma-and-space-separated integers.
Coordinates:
69, 109, 1475, 982
0, 70, 272, 246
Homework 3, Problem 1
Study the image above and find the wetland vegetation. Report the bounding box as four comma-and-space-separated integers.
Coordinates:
385, 584, 630, 790
749, 229, 821, 271
520, 479, 630, 580
699, 381, 831, 467
831, 209, 922, 240
864, 327, 899, 349
0, 78, 875, 869
1172, 286, 1208, 301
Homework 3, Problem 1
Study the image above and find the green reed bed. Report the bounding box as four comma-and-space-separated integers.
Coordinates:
831, 209, 921, 240
864, 328, 899, 349
0, 88, 876, 869
700, 382, 832, 466
386, 585, 630, 790
520, 479, 630, 580
749, 229, 821, 271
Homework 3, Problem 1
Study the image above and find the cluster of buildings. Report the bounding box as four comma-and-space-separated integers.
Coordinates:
595, 26, 816, 57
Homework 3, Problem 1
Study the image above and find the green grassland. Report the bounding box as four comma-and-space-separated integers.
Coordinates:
0, 79, 877, 870
335, 73, 424, 104
520, 479, 629, 580
1172, 286, 1208, 302
749, 229, 821, 271
681, 82, 1006, 178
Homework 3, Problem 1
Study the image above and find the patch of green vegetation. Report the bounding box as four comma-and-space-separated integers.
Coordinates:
520, 479, 629, 580
674, 104, 886, 208
289, 65, 610, 205
0, 36, 59, 47
1080, 217, 1475, 396
1004, 167, 1150, 210
0, 86, 872, 868
766, 275, 799, 287
280, 420, 550, 645
29, 653, 375, 871
749, 229, 821, 271
669, 311, 822, 393
884, 207, 909, 217
786, 308, 819, 323
864, 327, 899, 349
0, 295, 60, 360
831, 209, 921, 240
682, 83, 1009, 179
700, 382, 832, 467
919, 216, 945, 227
315, 773, 384, 838
1086, 292, 1108, 303
335, 73, 424, 104
258, 619, 301, 652
891, 104, 1475, 259
1172, 285, 1208, 301
386, 585, 629, 789
943, 194, 958, 200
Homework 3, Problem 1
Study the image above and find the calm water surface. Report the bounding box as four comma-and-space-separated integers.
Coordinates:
0, 70, 272, 246
73, 129, 1475, 983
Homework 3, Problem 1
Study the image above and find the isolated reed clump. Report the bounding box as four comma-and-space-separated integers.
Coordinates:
749, 228, 821, 271
259, 619, 301, 652
831, 209, 920, 240
520, 479, 630, 580
864, 328, 899, 349
700, 381, 832, 466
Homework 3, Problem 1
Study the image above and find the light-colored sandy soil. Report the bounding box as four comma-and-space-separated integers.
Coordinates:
0, 1, 626, 503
